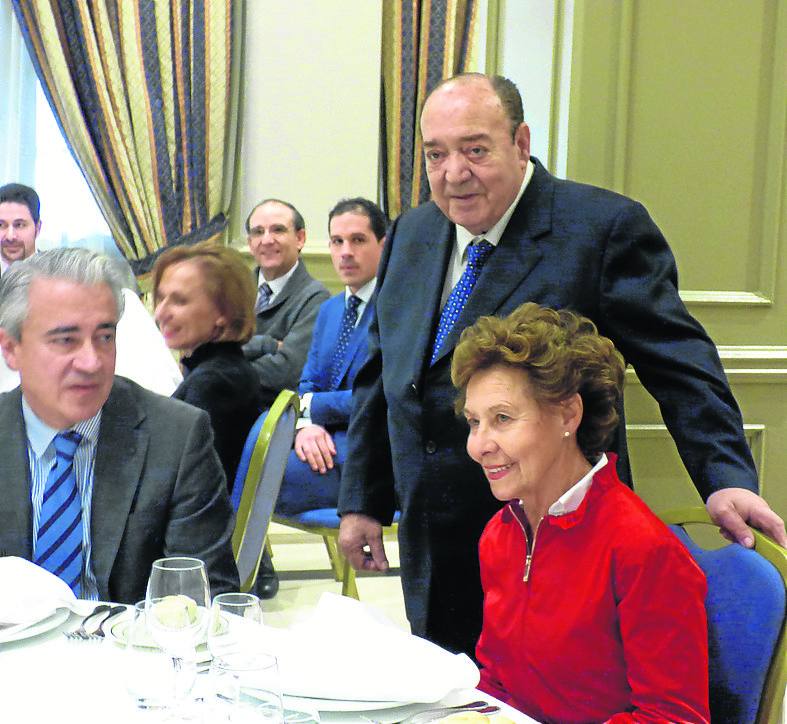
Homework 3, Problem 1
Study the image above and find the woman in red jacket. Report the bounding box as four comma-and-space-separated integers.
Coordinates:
452, 302, 710, 724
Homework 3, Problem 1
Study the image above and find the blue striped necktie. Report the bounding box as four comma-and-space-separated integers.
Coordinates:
431, 239, 494, 364
34, 431, 84, 595
255, 282, 273, 315
328, 294, 362, 390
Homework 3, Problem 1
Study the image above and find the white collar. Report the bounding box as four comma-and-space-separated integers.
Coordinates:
544, 453, 609, 517
455, 160, 535, 258
345, 277, 376, 304
258, 259, 300, 296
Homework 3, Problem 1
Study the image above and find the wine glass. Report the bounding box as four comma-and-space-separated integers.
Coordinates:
145, 557, 210, 715
208, 592, 263, 660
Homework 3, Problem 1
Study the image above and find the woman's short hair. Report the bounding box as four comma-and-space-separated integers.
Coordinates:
151, 241, 256, 344
451, 302, 625, 458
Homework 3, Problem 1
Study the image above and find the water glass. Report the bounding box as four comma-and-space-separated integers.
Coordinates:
210, 651, 283, 723
208, 592, 263, 660
124, 600, 175, 711
145, 557, 211, 712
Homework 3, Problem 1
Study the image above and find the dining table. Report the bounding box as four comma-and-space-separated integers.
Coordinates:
0, 604, 538, 724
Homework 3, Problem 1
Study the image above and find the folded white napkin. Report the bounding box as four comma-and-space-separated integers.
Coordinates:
255, 593, 480, 703
0, 556, 86, 630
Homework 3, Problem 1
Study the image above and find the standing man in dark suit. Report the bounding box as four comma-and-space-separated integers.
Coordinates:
242, 199, 330, 408
277, 197, 386, 516
0, 248, 238, 603
338, 73, 787, 657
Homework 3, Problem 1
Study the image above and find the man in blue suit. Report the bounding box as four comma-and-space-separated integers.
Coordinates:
278, 197, 385, 512
338, 73, 787, 658
265, 198, 385, 581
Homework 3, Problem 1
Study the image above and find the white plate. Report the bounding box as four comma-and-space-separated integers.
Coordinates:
283, 694, 419, 713
0, 607, 70, 644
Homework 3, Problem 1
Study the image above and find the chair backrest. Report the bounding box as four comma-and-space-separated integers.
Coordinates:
230, 390, 299, 592
661, 507, 787, 724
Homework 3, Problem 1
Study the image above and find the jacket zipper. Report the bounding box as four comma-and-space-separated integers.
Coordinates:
511, 505, 543, 582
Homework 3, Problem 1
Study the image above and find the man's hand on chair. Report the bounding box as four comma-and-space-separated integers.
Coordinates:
339, 513, 389, 572
706, 488, 787, 548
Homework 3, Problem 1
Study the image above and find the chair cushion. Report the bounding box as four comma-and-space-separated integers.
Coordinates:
286, 509, 401, 529
669, 525, 786, 724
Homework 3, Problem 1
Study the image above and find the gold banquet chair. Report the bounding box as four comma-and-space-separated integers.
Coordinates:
230, 390, 299, 593
661, 507, 787, 724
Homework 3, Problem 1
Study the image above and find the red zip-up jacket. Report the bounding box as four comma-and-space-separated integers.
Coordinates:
476, 455, 710, 723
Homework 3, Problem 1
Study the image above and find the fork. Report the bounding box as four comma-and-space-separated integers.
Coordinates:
395, 701, 499, 724
64, 604, 125, 640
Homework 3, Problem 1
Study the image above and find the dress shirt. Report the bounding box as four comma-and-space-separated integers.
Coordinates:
24, 398, 101, 600
545, 453, 608, 516
257, 259, 300, 306
299, 278, 377, 423
439, 160, 535, 310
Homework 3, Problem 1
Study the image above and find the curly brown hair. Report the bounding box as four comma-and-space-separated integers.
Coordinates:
152, 240, 256, 344
451, 303, 625, 458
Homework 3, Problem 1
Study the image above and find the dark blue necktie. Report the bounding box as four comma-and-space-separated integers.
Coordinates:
431, 239, 494, 364
254, 282, 273, 315
34, 431, 84, 595
328, 295, 362, 390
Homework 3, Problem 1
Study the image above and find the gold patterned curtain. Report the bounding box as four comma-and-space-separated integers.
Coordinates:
381, 0, 478, 220
11, 0, 239, 275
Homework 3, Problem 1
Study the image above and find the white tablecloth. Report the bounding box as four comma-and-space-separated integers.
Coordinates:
0, 610, 538, 724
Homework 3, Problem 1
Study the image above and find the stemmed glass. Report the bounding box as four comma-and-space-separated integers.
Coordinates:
145, 557, 211, 715
207, 592, 263, 660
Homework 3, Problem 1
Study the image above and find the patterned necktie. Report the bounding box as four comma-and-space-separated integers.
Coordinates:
431, 239, 494, 364
34, 431, 84, 595
328, 295, 362, 390
254, 282, 273, 315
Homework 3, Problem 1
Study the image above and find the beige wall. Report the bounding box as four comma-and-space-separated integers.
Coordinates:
231, 0, 382, 267
566, 0, 787, 520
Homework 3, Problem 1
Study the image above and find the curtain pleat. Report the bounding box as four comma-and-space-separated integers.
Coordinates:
11, 0, 238, 275
381, 0, 477, 220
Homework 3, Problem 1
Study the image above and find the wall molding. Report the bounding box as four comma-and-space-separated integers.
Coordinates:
595, 0, 786, 306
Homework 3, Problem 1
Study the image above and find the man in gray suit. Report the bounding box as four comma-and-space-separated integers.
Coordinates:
241, 198, 329, 597
242, 198, 330, 408
0, 248, 238, 603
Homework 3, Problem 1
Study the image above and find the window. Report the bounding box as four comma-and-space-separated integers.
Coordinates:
1, 0, 119, 259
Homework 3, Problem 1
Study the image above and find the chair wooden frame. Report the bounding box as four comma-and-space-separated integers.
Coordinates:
660, 507, 787, 724
231, 390, 300, 593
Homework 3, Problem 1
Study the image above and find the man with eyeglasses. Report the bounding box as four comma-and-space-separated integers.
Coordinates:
242, 198, 330, 409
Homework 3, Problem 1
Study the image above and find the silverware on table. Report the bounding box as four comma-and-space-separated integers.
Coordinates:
395, 700, 498, 724
64, 604, 126, 641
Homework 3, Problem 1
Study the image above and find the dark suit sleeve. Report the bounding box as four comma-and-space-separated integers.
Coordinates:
310, 390, 353, 427
338, 225, 397, 524
249, 285, 330, 397
164, 410, 239, 595
597, 201, 758, 499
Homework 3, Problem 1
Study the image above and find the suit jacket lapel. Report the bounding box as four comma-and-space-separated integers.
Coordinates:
407, 210, 454, 380
335, 298, 374, 386
90, 380, 148, 597
432, 161, 554, 364
0, 389, 33, 558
